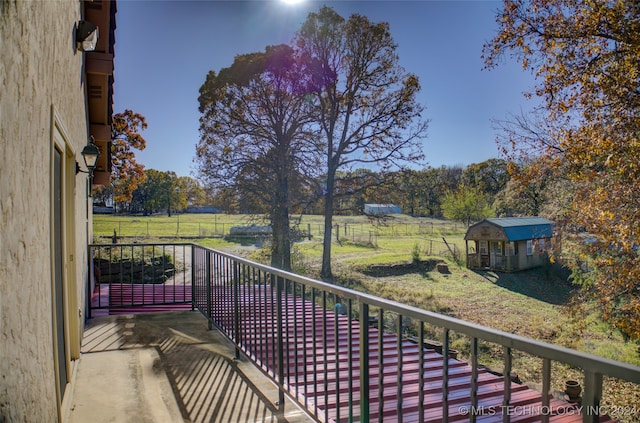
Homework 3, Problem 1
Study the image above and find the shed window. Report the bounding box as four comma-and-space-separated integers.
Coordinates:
479, 240, 488, 254
506, 242, 515, 256
538, 238, 546, 253
526, 240, 533, 255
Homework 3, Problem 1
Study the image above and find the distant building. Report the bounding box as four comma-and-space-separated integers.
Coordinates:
186, 206, 222, 214
464, 217, 553, 272
364, 204, 402, 216
93, 206, 115, 214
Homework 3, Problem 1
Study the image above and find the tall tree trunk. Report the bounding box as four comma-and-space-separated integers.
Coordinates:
271, 174, 291, 271
320, 171, 335, 280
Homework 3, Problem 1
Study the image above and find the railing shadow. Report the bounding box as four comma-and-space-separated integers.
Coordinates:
81, 311, 310, 423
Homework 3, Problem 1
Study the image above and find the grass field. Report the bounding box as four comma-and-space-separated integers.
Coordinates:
93, 212, 465, 240
93, 212, 640, 420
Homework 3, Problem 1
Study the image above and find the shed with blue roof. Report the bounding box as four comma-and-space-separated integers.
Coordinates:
464, 217, 553, 271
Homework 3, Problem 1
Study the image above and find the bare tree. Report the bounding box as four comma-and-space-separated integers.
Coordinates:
196, 44, 321, 270
296, 7, 428, 279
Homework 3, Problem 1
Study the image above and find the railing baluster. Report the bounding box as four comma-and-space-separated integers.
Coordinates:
206, 250, 212, 330
378, 309, 384, 421
334, 294, 340, 423
322, 291, 328, 423
276, 275, 285, 412
503, 347, 512, 423
130, 245, 135, 305
397, 314, 403, 423
239, 263, 245, 350
419, 321, 425, 423
286, 278, 291, 392
442, 328, 450, 422
583, 371, 603, 423
312, 287, 318, 418
270, 274, 276, 379
190, 245, 195, 311
257, 269, 264, 368
541, 358, 551, 423
302, 284, 308, 409
470, 337, 478, 423
360, 302, 370, 422
347, 298, 354, 423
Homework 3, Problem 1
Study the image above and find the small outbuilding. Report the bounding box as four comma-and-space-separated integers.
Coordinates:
364, 204, 402, 216
464, 217, 553, 272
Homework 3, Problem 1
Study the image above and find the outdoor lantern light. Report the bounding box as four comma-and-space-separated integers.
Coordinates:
77, 136, 100, 176
76, 20, 98, 52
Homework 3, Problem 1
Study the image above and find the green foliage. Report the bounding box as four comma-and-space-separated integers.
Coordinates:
485, 0, 640, 339
131, 169, 185, 216
441, 186, 494, 226
411, 242, 421, 264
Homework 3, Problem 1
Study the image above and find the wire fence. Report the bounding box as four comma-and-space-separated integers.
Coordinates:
94, 216, 465, 241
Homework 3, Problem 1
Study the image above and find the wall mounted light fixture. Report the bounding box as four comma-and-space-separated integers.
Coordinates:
76, 136, 100, 177
76, 20, 99, 52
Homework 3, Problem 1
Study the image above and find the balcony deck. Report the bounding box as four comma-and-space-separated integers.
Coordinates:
84, 244, 637, 422
79, 283, 610, 423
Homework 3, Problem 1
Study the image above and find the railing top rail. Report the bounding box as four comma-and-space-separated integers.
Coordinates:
103, 242, 637, 384
89, 242, 194, 248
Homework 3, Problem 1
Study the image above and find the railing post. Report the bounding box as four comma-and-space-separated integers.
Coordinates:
582, 371, 603, 423
87, 245, 93, 319
359, 302, 370, 422
276, 275, 286, 412
206, 251, 212, 330
191, 244, 195, 311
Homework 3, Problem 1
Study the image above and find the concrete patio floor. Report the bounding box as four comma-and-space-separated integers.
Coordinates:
64, 310, 313, 423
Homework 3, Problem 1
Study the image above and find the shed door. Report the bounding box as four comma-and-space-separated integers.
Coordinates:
490, 241, 502, 268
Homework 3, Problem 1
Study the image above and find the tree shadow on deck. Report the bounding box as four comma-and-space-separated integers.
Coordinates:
474, 263, 576, 305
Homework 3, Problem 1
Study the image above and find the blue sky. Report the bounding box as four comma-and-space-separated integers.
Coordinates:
113, 0, 539, 178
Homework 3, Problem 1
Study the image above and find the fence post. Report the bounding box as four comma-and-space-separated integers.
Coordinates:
359, 302, 370, 421
335, 224, 339, 241
307, 223, 311, 240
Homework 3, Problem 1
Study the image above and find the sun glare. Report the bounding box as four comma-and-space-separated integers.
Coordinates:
281, 0, 304, 4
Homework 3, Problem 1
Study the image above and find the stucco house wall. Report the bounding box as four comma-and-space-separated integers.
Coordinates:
1, 1, 93, 421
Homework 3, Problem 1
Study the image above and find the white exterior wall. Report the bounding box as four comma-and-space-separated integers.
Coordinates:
1, 1, 91, 421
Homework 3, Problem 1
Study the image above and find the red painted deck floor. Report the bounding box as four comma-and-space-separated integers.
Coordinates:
90, 283, 192, 316
208, 284, 615, 423
91, 283, 614, 422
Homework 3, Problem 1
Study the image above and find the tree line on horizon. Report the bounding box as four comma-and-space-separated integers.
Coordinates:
94, 157, 533, 221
